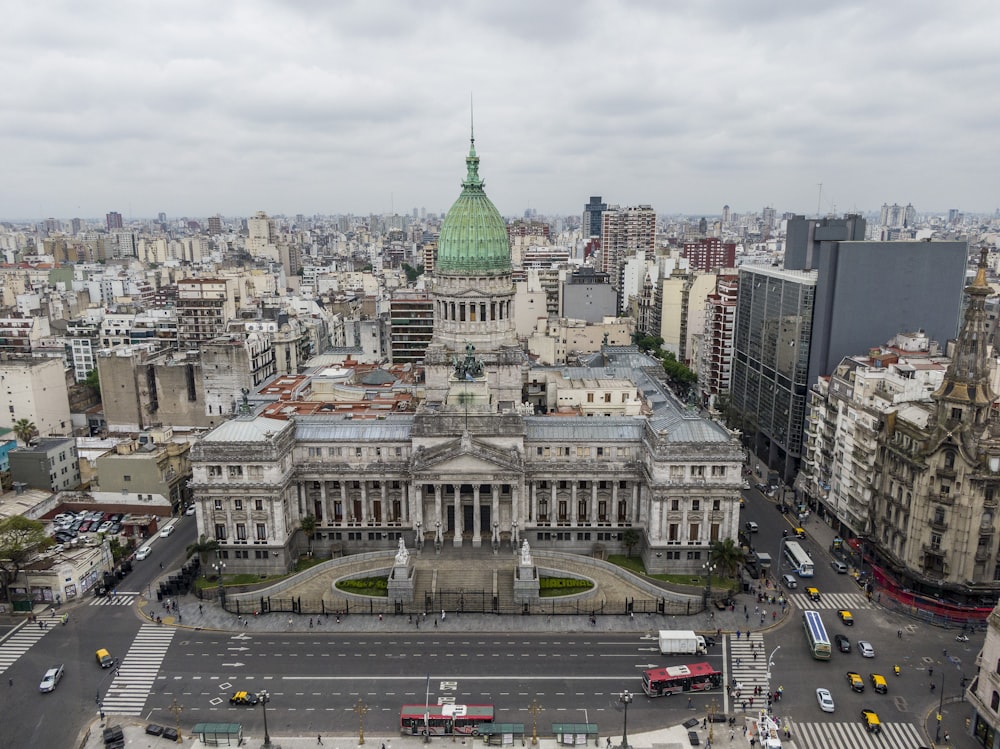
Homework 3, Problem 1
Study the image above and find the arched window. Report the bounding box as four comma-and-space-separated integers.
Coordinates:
945, 451, 956, 469
992, 690, 1000, 711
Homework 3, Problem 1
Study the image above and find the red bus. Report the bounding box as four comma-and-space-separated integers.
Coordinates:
400, 704, 495, 736
641, 662, 723, 697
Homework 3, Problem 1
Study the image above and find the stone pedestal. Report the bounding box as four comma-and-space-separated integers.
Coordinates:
387, 563, 414, 603
513, 563, 539, 602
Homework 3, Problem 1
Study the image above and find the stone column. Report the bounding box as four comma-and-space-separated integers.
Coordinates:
381, 482, 388, 523
590, 482, 598, 527
472, 484, 482, 547
360, 482, 369, 525
632, 483, 640, 523
453, 484, 462, 546
318, 481, 326, 523
491, 484, 500, 538
611, 481, 619, 523
433, 484, 442, 541
340, 482, 348, 524
413, 483, 422, 527
570, 481, 579, 525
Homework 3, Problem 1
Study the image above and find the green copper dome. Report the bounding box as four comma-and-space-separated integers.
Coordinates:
436, 137, 511, 275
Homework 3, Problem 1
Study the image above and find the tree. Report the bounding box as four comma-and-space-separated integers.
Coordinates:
708, 538, 745, 580
621, 528, 641, 559
186, 534, 220, 569
12, 419, 37, 445
84, 369, 102, 400
0, 516, 51, 602
300, 514, 317, 556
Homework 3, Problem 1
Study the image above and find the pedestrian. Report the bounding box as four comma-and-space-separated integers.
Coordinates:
309, 618, 313, 628
931, 682, 936, 692
288, 617, 293, 628
199, 604, 203, 614
945, 732, 950, 742
606, 738, 611, 748
8, 678, 11, 687
749, 697, 753, 708
434, 618, 438, 628
441, 609, 446, 621
317, 735, 324, 744
244, 618, 248, 628
736, 657, 741, 668
743, 604, 747, 615
754, 605, 759, 615
742, 724, 747, 735
159, 562, 163, 569
730, 730, 735, 743
38, 621, 43, 630
702, 718, 707, 729
741, 700, 747, 712
772, 611, 776, 621
378, 614, 383, 622
753, 651, 757, 661
382, 743, 386, 749
736, 629, 741, 640
745, 612, 749, 622
897, 629, 902, 638
687, 697, 693, 709
929, 667, 934, 677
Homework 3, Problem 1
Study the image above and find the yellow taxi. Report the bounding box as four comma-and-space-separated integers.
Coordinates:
229, 691, 259, 706
793, 527, 806, 538
847, 672, 865, 692
806, 586, 821, 602
870, 673, 888, 694
837, 609, 854, 626
861, 709, 882, 734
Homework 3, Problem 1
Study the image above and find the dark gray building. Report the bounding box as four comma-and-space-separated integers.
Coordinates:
561, 267, 617, 323
9, 437, 81, 492
733, 215, 968, 483
582, 196, 607, 239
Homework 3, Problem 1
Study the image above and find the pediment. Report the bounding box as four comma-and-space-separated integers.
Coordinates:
413, 435, 523, 476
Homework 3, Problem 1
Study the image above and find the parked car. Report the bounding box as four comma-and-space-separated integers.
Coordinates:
78, 521, 92, 533
110, 513, 124, 523
97, 521, 114, 534
858, 640, 876, 658
816, 687, 835, 713
39, 665, 65, 693
109, 522, 122, 534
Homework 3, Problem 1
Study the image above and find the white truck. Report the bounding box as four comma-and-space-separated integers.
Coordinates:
658, 630, 708, 655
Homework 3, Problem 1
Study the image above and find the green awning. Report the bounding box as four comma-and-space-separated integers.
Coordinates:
192, 723, 243, 735
552, 724, 598, 734
479, 724, 526, 734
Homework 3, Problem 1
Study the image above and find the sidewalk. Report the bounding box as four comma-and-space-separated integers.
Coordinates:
81, 717, 736, 749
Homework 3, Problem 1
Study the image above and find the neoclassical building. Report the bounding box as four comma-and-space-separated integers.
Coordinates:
189, 136, 743, 576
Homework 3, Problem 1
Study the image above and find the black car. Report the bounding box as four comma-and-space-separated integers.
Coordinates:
835, 634, 851, 653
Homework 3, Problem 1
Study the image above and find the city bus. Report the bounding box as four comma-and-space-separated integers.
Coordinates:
641, 662, 723, 697
400, 704, 495, 736
784, 540, 815, 577
802, 609, 832, 660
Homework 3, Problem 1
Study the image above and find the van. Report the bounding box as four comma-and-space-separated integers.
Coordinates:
96, 648, 114, 669
745, 521, 759, 533
780, 574, 797, 589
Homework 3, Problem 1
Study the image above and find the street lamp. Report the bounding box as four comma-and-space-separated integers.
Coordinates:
702, 562, 717, 607
415, 521, 422, 551
511, 520, 518, 548
492, 521, 500, 553
618, 690, 633, 749
212, 560, 226, 604
435, 520, 442, 553
257, 689, 271, 747
766, 645, 781, 712
936, 672, 945, 742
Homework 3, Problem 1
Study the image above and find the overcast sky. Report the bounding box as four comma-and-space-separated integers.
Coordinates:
2, 1, 998, 222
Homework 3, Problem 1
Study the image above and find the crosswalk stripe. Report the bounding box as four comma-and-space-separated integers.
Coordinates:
88, 594, 137, 606
792, 720, 921, 749
786, 591, 872, 610
0, 623, 55, 674
99, 624, 176, 715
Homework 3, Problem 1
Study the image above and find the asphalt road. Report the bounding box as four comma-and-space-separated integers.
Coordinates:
0, 496, 984, 747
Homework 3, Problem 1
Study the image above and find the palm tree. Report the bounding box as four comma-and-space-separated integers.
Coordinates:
708, 538, 745, 580
186, 534, 220, 569
12, 419, 37, 445
300, 514, 317, 556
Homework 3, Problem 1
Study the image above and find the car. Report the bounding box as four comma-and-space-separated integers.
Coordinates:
858, 640, 875, 658
870, 673, 888, 694
831, 560, 848, 574
80, 521, 94, 533
861, 709, 882, 734
185, 505, 196, 516
39, 664, 64, 693
160, 525, 175, 537
110, 513, 124, 523
780, 574, 797, 589
96, 648, 114, 668
97, 521, 113, 534
745, 521, 759, 533
835, 634, 851, 653
838, 610, 854, 626
816, 687, 835, 713
230, 690, 259, 706
847, 672, 865, 692
70, 519, 84, 532
110, 522, 122, 534
54, 532, 73, 543
742, 480, 750, 490
793, 527, 807, 539
806, 586, 821, 601
134, 546, 152, 561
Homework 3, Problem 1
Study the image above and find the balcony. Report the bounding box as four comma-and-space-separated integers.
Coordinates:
929, 519, 948, 532
976, 550, 990, 562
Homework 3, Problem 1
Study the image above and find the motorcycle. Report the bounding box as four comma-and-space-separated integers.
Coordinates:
956, 633, 970, 643
893, 664, 901, 676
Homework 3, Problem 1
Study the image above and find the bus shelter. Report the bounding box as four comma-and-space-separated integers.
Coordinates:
478, 723, 526, 745
191, 722, 244, 746
552, 723, 599, 746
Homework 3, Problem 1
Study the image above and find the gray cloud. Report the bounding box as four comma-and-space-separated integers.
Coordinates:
0, 0, 997, 220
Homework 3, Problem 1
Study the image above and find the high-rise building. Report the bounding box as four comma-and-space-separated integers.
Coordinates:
599, 204, 656, 292
582, 196, 606, 239
389, 290, 435, 364
682, 238, 736, 271
106, 211, 123, 230
698, 274, 738, 410
207, 215, 223, 234
176, 278, 237, 349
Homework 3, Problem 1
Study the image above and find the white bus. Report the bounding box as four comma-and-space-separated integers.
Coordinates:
784, 540, 814, 577
802, 609, 832, 660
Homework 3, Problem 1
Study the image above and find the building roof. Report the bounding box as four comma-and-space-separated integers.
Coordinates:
435, 135, 511, 276
200, 416, 291, 443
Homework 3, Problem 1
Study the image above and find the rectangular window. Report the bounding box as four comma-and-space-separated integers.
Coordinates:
234, 499, 243, 510
236, 523, 247, 541
710, 523, 720, 541
255, 499, 264, 511
692, 500, 700, 511
671, 499, 679, 511
228, 466, 243, 478
123, 475, 131, 482
668, 523, 679, 542
711, 465, 726, 477
214, 499, 222, 510
713, 499, 721, 511
209, 466, 222, 477
689, 523, 700, 541
214, 524, 227, 541
256, 523, 266, 540
691, 465, 705, 477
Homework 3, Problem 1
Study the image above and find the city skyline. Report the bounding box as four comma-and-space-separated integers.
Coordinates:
2, 1, 998, 220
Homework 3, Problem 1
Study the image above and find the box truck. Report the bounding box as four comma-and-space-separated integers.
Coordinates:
658, 630, 708, 655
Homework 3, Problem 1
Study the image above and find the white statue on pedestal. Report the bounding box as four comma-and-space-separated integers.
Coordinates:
395, 538, 410, 566
520, 539, 532, 567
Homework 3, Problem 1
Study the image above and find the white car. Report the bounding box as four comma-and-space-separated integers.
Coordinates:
135, 546, 152, 561
816, 687, 835, 713
858, 640, 876, 657
39, 665, 64, 693
160, 525, 175, 538
97, 521, 114, 534
184, 505, 196, 516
